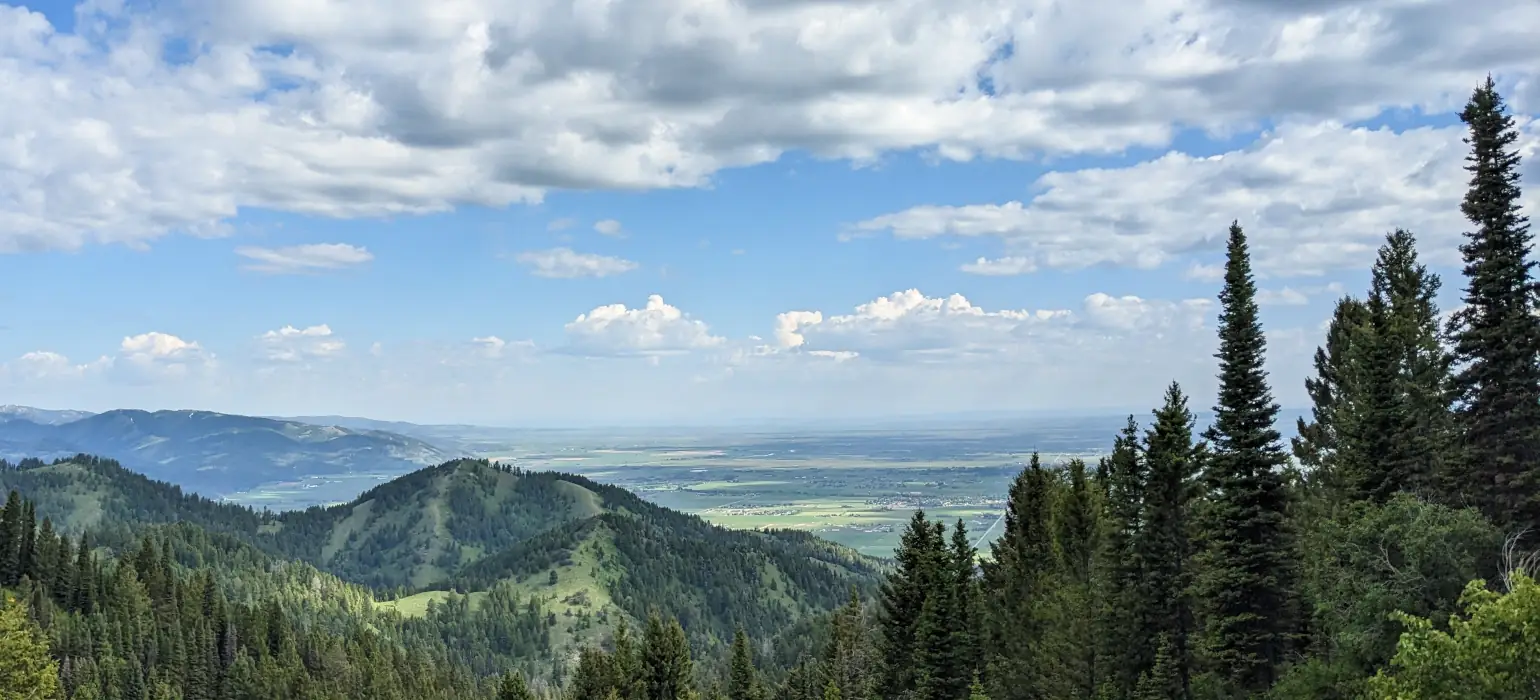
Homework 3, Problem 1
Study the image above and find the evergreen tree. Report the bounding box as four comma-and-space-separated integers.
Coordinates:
0, 490, 21, 587
1192, 222, 1296, 694
17, 501, 36, 585
1047, 458, 1099, 700
1134, 383, 1201, 700
0, 593, 62, 700
497, 671, 536, 700
728, 628, 760, 700
1292, 297, 1370, 501
1346, 230, 1456, 504
878, 510, 944, 698
642, 612, 695, 700
1094, 419, 1146, 700
947, 520, 979, 689
982, 454, 1054, 700
1445, 76, 1540, 534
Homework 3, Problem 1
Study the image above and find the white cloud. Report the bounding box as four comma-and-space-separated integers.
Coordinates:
855, 119, 1540, 277
960, 256, 1036, 276
236, 243, 374, 274
593, 219, 624, 237
547, 218, 577, 231
1257, 287, 1310, 306
114, 332, 215, 381
470, 335, 535, 359
7, 351, 109, 380
516, 247, 638, 278
2, 0, 1538, 252
563, 294, 725, 357
257, 325, 346, 362
769, 289, 1210, 364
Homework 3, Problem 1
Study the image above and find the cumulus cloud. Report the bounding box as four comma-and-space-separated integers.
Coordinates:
563, 295, 725, 357
114, 332, 214, 381
593, 219, 624, 237
236, 244, 374, 274
2, 0, 1537, 252
769, 289, 1211, 364
257, 325, 346, 362
855, 119, 1540, 277
516, 247, 639, 278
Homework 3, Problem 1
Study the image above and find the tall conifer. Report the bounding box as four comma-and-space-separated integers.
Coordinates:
1135, 383, 1202, 700
1445, 76, 1540, 533
1292, 297, 1370, 501
1193, 222, 1295, 694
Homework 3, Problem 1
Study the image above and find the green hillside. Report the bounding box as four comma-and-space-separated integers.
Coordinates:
0, 454, 883, 661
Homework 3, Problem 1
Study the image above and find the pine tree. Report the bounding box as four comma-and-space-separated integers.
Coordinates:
0, 593, 63, 700
728, 628, 760, 700
17, 501, 36, 584
1046, 458, 1098, 700
1094, 419, 1146, 700
947, 520, 979, 689
1445, 76, 1540, 533
1131, 636, 1180, 700
497, 671, 536, 700
613, 619, 646, 700
878, 510, 943, 698
1344, 230, 1456, 504
1134, 383, 1201, 700
1193, 222, 1296, 694
642, 612, 694, 700
0, 490, 22, 587
982, 454, 1054, 700
1292, 297, 1370, 501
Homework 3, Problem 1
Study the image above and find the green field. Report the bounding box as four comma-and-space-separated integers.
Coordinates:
225, 425, 1116, 557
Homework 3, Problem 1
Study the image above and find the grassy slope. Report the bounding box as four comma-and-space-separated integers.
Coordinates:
4, 455, 883, 656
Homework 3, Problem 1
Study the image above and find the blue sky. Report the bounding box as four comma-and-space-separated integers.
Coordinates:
1, 0, 1538, 426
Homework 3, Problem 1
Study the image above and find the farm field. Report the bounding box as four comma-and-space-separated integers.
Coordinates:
223, 413, 1306, 556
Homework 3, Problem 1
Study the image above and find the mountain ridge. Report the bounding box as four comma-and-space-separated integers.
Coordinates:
0, 408, 461, 495
0, 453, 883, 659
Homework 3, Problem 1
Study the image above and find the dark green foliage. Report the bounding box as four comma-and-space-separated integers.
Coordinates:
1193, 222, 1296, 695
1134, 383, 1202, 700
1094, 420, 1146, 700
1445, 76, 1540, 534
498, 671, 536, 700
728, 628, 762, 700
642, 611, 696, 700
1292, 296, 1370, 499
982, 454, 1055, 700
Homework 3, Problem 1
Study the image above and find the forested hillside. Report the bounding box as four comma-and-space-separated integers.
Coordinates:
4, 78, 1540, 700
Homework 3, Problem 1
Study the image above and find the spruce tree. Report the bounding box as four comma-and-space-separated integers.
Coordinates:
1094, 419, 1146, 700
982, 454, 1054, 700
1445, 76, 1540, 533
1, 593, 62, 700
17, 501, 36, 584
1193, 222, 1295, 694
878, 510, 943, 698
1292, 297, 1370, 501
1049, 458, 1099, 700
0, 490, 21, 587
642, 612, 695, 700
1135, 383, 1201, 700
728, 628, 760, 700
947, 520, 979, 689
1348, 230, 1456, 504
497, 671, 536, 700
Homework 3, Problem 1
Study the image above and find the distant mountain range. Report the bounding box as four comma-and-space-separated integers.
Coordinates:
0, 406, 459, 496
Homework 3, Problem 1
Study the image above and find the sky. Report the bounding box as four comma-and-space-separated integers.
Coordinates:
1, 0, 1538, 427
